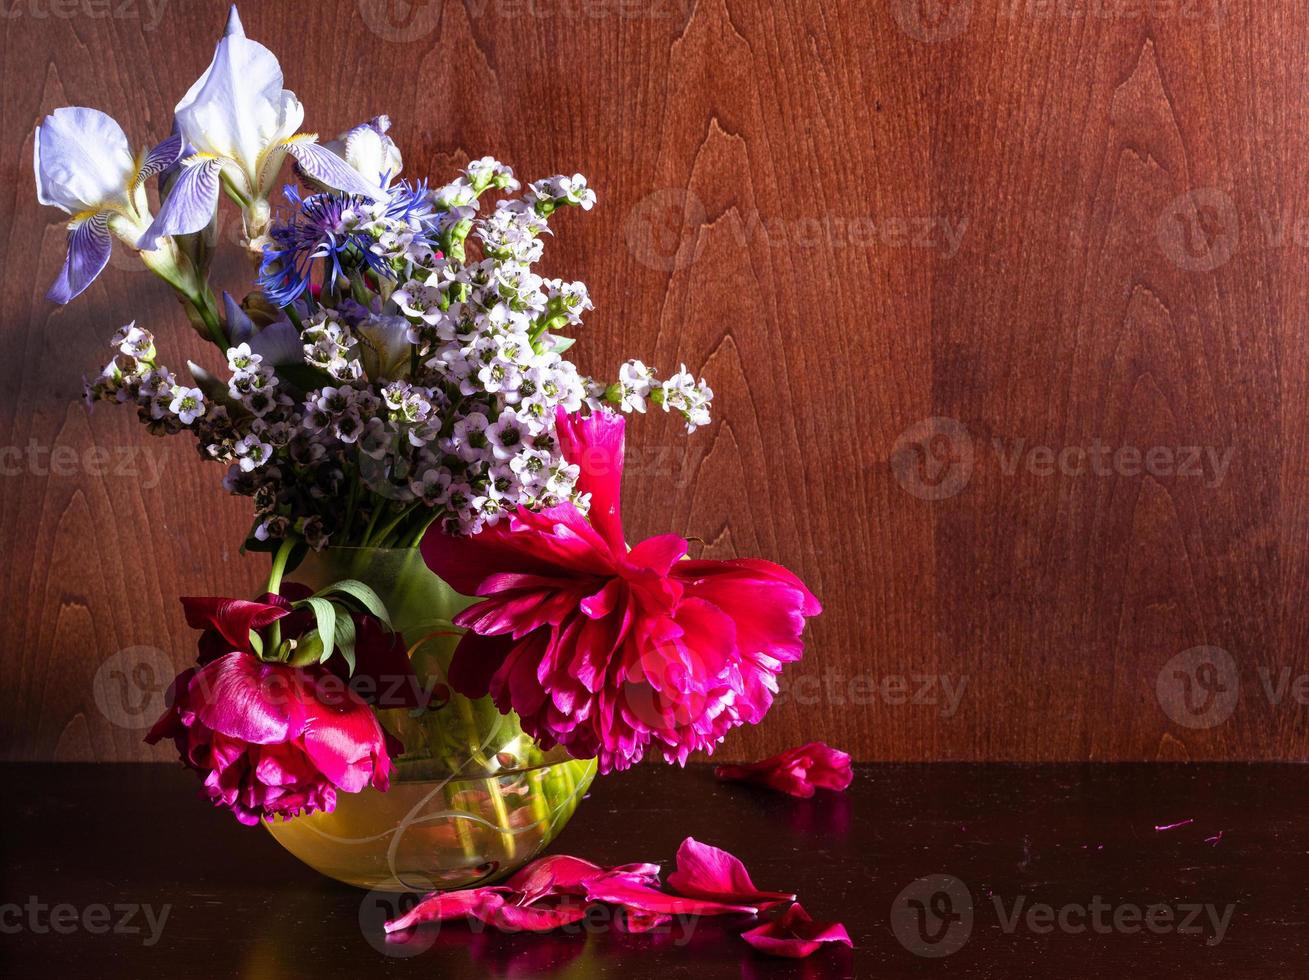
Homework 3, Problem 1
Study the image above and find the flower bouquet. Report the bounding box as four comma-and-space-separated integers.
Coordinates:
37, 5, 820, 892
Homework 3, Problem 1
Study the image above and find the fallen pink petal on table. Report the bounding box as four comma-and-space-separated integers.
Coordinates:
583, 875, 759, 918
741, 903, 853, 959
666, 837, 795, 909
384, 851, 757, 937
714, 742, 853, 799
384, 887, 507, 933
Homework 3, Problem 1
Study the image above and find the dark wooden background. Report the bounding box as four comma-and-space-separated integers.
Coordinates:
3, 0, 1306, 763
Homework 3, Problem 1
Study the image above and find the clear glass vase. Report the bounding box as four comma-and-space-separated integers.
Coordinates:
263, 546, 596, 892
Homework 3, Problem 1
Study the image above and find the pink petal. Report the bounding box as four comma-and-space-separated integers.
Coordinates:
674, 559, 820, 664
383, 888, 507, 933
180, 595, 291, 651
666, 838, 795, 908
554, 407, 627, 554
420, 504, 611, 596
342, 615, 423, 709
191, 653, 305, 744
584, 876, 757, 917
741, 903, 853, 959
626, 534, 690, 575
716, 742, 853, 798
484, 900, 590, 933
505, 854, 659, 898
296, 673, 390, 793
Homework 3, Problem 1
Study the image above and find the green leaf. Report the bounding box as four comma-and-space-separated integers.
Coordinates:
337, 641, 356, 676
333, 614, 357, 675
315, 579, 392, 629
549, 336, 577, 355
301, 597, 337, 662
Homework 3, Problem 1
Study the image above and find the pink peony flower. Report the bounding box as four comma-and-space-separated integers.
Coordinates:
146, 652, 394, 825
421, 407, 821, 772
715, 742, 853, 798
148, 591, 407, 824
740, 903, 852, 959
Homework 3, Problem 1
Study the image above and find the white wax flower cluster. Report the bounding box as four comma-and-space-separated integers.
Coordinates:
85, 157, 712, 550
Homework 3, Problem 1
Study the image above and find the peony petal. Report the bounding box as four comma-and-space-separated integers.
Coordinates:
143, 667, 197, 746
484, 900, 590, 933
341, 615, 423, 709
666, 838, 795, 908
383, 888, 508, 934
583, 876, 757, 918
493, 632, 553, 717
616, 909, 673, 933
626, 534, 690, 575
554, 407, 627, 554
180, 595, 290, 652
190, 653, 305, 744
674, 558, 820, 664
297, 670, 390, 793
740, 903, 852, 959
421, 505, 611, 597
715, 742, 853, 798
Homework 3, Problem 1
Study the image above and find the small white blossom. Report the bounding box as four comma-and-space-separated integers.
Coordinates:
616, 359, 655, 413
234, 433, 273, 471
168, 386, 205, 425
486, 408, 531, 460
112, 322, 155, 360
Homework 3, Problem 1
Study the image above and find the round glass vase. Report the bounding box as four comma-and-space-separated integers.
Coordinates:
263, 546, 596, 892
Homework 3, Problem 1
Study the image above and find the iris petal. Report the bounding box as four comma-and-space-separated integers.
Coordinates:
136, 132, 185, 186
138, 157, 223, 249
46, 212, 112, 304
284, 136, 386, 201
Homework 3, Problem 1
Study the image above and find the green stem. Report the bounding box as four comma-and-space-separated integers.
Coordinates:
368, 502, 420, 549
455, 697, 516, 861
360, 503, 385, 549
193, 290, 227, 352
264, 537, 297, 656
404, 513, 440, 550
266, 537, 296, 595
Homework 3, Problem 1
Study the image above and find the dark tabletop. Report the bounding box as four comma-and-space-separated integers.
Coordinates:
1, 762, 1304, 978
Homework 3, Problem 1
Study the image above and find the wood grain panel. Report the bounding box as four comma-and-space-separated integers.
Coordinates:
0, 0, 1305, 762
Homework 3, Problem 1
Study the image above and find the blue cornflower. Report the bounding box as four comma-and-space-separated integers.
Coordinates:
258, 186, 386, 307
